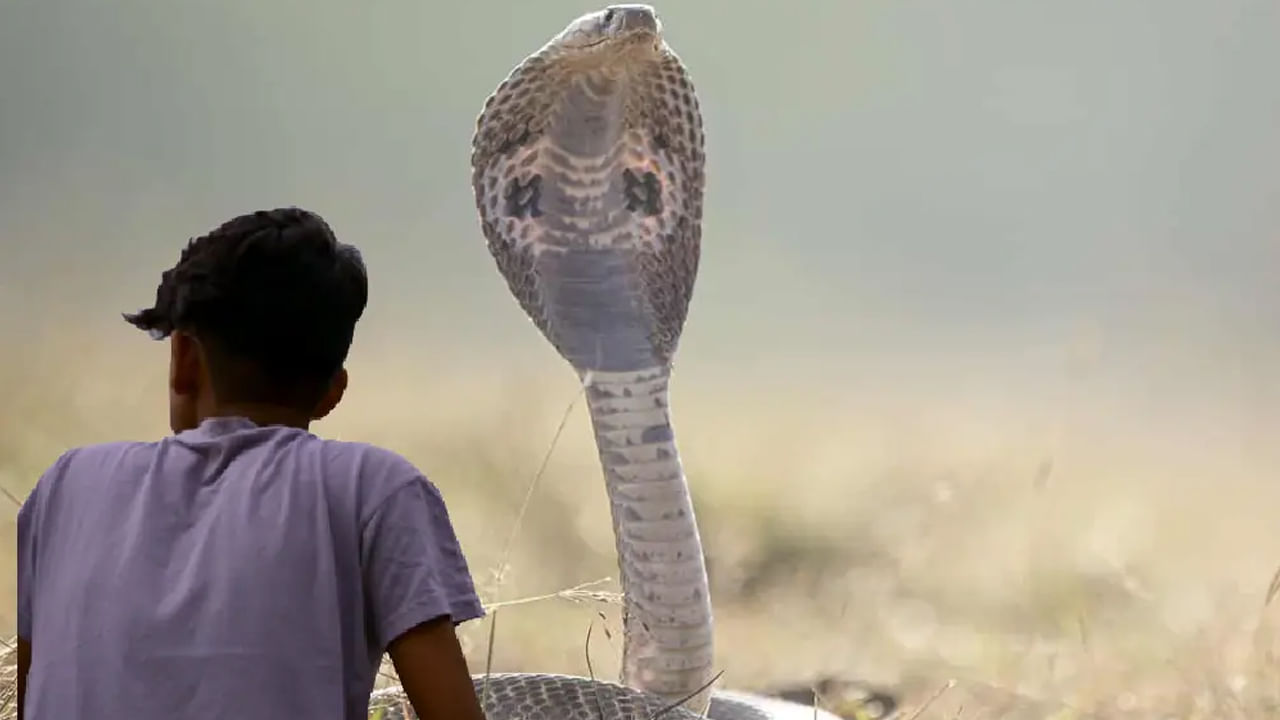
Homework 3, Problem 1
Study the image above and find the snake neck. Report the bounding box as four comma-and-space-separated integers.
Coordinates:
583, 367, 715, 713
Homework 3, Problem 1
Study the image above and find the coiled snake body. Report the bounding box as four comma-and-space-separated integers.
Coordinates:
374, 6, 867, 719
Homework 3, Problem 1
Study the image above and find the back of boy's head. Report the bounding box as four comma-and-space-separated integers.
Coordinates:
124, 207, 369, 411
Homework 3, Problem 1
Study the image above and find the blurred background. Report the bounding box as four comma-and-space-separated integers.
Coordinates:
3, 0, 1278, 716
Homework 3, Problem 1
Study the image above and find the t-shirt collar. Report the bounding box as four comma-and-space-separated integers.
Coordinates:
188, 415, 261, 439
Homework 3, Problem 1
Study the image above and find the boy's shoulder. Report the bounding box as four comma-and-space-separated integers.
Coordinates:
38, 438, 156, 481
314, 434, 416, 468
309, 435, 446, 508
314, 435, 427, 482
21, 439, 157, 515
24, 430, 445, 521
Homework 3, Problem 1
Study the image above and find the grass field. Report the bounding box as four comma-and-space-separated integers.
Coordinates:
3, 333, 1278, 719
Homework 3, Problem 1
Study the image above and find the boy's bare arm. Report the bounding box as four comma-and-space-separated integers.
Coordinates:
387, 616, 486, 720
17, 636, 29, 720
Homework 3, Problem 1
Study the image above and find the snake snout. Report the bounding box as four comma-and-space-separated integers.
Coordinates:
607, 4, 661, 38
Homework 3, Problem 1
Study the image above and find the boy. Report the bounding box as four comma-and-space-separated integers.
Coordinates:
16, 207, 488, 720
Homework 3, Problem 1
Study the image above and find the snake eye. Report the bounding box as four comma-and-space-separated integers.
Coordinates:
603, 8, 616, 25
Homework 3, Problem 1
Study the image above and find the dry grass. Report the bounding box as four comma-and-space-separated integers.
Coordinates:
3, 335, 1279, 719
0, 638, 15, 720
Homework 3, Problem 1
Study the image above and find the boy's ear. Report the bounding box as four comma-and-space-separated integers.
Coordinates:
312, 367, 348, 420
170, 331, 201, 397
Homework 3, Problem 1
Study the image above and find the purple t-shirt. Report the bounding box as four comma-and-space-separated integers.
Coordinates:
17, 416, 485, 720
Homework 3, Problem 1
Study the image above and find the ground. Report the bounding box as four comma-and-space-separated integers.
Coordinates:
3, 338, 1277, 719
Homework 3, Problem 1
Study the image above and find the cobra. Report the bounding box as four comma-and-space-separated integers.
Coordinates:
374, 6, 889, 719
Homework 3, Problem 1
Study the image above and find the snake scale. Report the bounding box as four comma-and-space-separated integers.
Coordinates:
373, 6, 883, 719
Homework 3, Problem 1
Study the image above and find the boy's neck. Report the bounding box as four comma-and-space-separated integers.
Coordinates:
205, 403, 313, 431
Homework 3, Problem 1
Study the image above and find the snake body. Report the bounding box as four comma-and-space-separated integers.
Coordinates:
471, 5, 720, 712
375, 6, 864, 719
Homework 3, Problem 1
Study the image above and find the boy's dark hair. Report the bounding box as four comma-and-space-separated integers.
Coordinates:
124, 207, 369, 410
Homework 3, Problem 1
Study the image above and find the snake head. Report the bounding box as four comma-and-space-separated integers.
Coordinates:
548, 4, 663, 60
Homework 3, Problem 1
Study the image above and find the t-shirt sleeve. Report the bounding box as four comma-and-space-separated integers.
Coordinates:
17, 451, 68, 641
361, 476, 486, 651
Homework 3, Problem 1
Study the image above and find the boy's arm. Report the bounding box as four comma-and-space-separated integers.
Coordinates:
386, 616, 485, 720
17, 473, 42, 720
16, 637, 29, 720
362, 476, 487, 720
